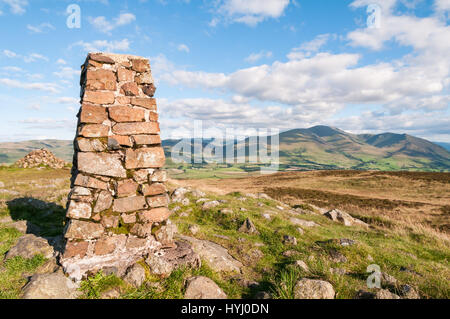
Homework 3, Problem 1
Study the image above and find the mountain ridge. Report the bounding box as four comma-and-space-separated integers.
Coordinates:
0, 126, 449, 171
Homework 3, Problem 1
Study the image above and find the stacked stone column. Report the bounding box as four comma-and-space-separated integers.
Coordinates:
61, 53, 171, 281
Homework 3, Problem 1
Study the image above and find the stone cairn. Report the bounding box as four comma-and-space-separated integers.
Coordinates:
15, 149, 67, 169
61, 53, 172, 281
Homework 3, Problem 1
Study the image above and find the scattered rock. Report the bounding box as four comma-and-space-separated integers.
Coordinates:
100, 288, 121, 299
184, 276, 227, 299
282, 250, 300, 258
15, 149, 68, 169
179, 235, 242, 273
22, 272, 81, 299
220, 208, 233, 214
283, 235, 297, 246
213, 234, 230, 241
238, 218, 259, 235
191, 189, 206, 198
294, 279, 335, 299
0, 215, 13, 223
146, 241, 201, 277
257, 193, 271, 200
381, 272, 398, 288
328, 249, 347, 263
254, 291, 272, 299
296, 227, 304, 235
181, 198, 190, 206
399, 284, 420, 299
196, 198, 209, 204
240, 207, 248, 212
6, 234, 54, 260
123, 263, 146, 288
330, 268, 347, 275
36, 258, 59, 274
189, 225, 200, 235
355, 289, 400, 299
202, 201, 220, 211
375, 289, 401, 299
318, 238, 357, 247
8, 220, 40, 234
171, 187, 190, 203
323, 209, 369, 228
294, 260, 309, 272
154, 221, 178, 247
0, 181, 4, 188
262, 213, 271, 220
289, 217, 318, 228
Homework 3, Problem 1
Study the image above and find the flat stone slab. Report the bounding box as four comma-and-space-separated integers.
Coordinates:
22, 271, 81, 299
6, 234, 54, 260
178, 235, 242, 273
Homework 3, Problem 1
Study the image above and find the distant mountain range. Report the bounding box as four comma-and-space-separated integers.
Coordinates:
0, 126, 449, 171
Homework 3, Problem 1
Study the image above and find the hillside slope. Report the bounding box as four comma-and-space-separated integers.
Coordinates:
1, 127, 449, 171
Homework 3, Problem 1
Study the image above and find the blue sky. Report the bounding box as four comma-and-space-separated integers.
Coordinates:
0, 0, 449, 142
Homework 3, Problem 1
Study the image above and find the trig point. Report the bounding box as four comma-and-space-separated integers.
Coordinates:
61, 52, 172, 281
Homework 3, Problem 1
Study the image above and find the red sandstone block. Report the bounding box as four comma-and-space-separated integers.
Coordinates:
131, 58, 150, 73
117, 179, 139, 197
125, 147, 166, 169
139, 207, 171, 223
142, 84, 156, 97
79, 104, 108, 124
101, 215, 119, 228
89, 53, 115, 64
63, 241, 89, 259
64, 220, 104, 240
135, 72, 153, 85
112, 122, 160, 135
85, 69, 116, 91
121, 82, 139, 96
94, 237, 116, 255
146, 194, 169, 208
76, 137, 107, 152
117, 68, 134, 82
109, 106, 145, 122
126, 236, 147, 249
121, 213, 137, 224
116, 96, 131, 105
112, 196, 146, 213
150, 169, 168, 182
142, 183, 167, 196
130, 97, 156, 110
83, 91, 115, 105
74, 174, 109, 190
79, 124, 109, 138
66, 201, 92, 219
133, 135, 161, 145
108, 135, 132, 148
130, 223, 153, 238
77, 152, 127, 178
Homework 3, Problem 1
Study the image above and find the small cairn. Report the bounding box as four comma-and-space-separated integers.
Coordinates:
15, 149, 67, 169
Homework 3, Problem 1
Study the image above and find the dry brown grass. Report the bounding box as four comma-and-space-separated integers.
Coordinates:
175, 170, 450, 239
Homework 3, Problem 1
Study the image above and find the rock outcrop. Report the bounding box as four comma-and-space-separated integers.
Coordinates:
184, 276, 227, 299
